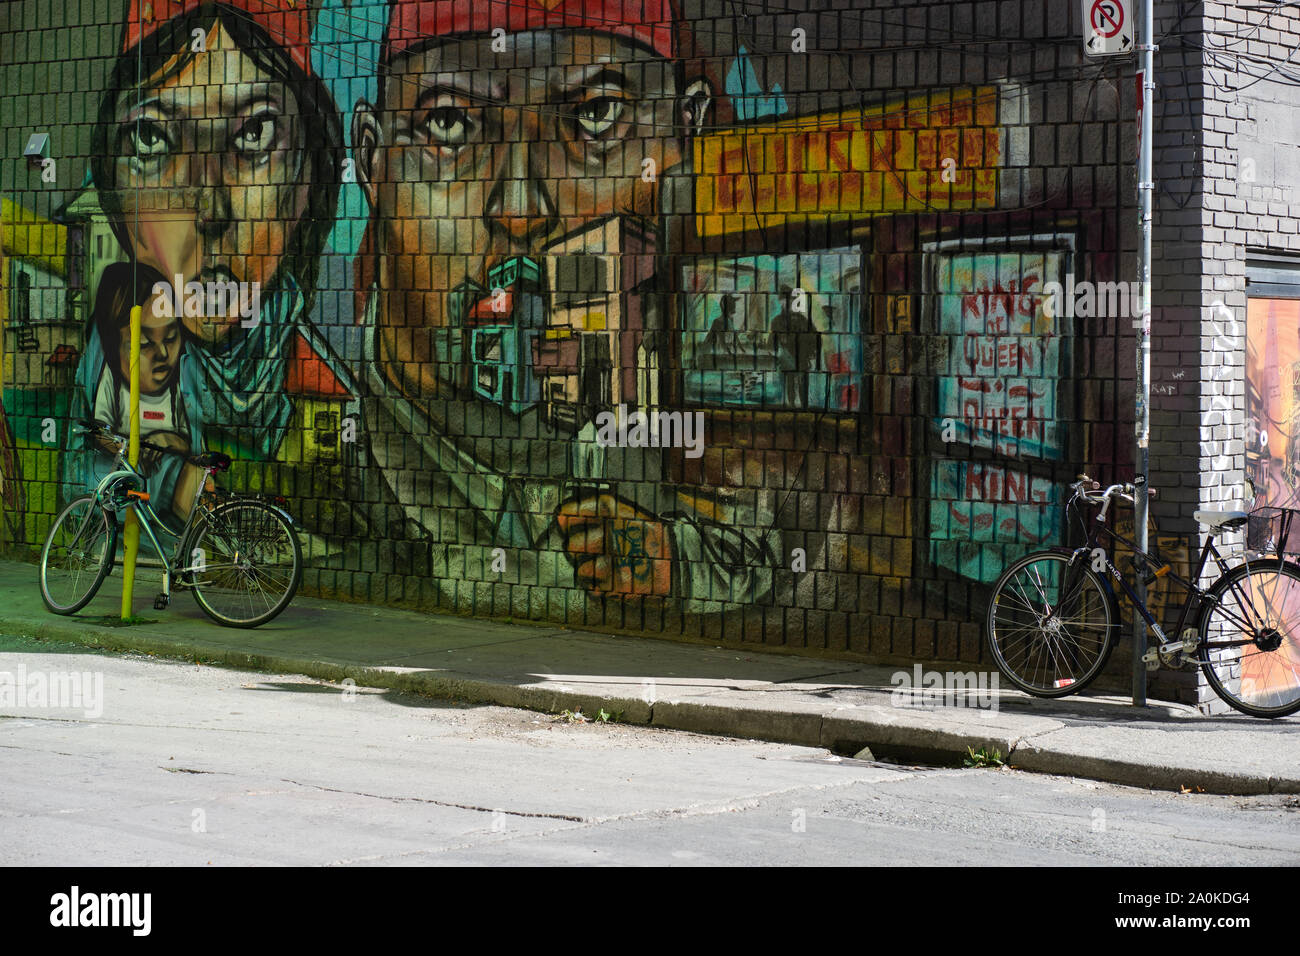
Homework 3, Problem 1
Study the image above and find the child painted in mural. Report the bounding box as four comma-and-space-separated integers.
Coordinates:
65, 262, 209, 527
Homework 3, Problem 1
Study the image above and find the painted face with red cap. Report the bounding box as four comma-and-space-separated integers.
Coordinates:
355, 29, 710, 401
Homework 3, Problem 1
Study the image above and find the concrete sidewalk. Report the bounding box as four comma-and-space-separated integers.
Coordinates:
2, 558, 1297, 795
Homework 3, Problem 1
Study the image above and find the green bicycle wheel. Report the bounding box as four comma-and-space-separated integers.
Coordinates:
39, 495, 116, 614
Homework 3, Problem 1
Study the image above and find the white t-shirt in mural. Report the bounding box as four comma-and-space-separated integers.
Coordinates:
93, 365, 189, 440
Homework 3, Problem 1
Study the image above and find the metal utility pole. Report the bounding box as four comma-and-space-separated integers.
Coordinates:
1131, 0, 1155, 708
1081, 0, 1150, 706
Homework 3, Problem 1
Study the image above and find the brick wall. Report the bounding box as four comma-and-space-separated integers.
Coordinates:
1, 0, 1293, 709
1159, 1, 1300, 711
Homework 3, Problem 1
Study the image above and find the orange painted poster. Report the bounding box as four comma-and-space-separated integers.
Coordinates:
1246, 297, 1300, 508
1242, 296, 1300, 705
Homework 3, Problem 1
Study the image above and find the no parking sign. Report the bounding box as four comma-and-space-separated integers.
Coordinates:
1083, 0, 1134, 56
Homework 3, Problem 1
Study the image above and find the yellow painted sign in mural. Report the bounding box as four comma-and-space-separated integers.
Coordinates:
693, 88, 1002, 237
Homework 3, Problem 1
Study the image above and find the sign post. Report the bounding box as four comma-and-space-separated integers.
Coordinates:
1084, 0, 1150, 707
1131, 0, 1155, 708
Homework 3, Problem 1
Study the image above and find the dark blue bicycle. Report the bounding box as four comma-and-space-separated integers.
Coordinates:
986, 473, 1300, 718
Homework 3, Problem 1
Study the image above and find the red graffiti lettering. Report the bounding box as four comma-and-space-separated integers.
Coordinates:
959, 276, 1041, 332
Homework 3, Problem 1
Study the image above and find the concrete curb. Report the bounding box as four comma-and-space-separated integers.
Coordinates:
2, 613, 1291, 796
1008, 743, 1300, 797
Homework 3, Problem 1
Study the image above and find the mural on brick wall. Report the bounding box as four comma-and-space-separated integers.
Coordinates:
1, 0, 1110, 651
1247, 296, 1300, 509
65, 0, 346, 539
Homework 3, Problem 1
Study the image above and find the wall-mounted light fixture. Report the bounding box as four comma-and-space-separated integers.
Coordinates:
24, 132, 49, 168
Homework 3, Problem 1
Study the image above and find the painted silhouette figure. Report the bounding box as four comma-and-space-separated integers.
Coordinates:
769, 285, 820, 408
700, 295, 740, 369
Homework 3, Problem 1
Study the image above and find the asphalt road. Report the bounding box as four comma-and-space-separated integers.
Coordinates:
2, 634, 1299, 866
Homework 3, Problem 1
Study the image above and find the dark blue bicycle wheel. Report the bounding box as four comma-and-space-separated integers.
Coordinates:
986, 550, 1119, 697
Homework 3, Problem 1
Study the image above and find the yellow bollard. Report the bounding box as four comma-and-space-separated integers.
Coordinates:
120, 304, 142, 619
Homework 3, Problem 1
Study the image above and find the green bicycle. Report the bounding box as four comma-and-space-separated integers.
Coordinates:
39, 419, 302, 628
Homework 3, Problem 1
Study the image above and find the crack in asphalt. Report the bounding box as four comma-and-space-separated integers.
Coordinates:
0, 742, 85, 758
309, 773, 932, 865
279, 778, 588, 822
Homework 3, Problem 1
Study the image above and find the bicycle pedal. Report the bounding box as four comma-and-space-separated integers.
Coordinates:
1140, 649, 1160, 664
153, 593, 170, 610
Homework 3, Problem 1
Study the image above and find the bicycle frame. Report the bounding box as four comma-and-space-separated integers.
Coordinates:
91, 446, 213, 605
1066, 491, 1242, 652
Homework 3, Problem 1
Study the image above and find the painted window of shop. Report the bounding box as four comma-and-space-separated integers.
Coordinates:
681, 249, 863, 412
927, 245, 1070, 583
1246, 258, 1300, 508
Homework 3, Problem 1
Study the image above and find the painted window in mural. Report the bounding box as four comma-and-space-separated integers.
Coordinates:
933, 248, 1067, 460
928, 247, 1069, 583
1235, 295, 1300, 704
1246, 296, 1300, 508
680, 250, 863, 411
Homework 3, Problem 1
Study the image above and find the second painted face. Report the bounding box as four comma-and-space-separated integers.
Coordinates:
363, 30, 686, 401
109, 23, 309, 343
119, 298, 183, 395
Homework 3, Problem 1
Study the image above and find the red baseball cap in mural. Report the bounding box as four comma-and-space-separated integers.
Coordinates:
122, 0, 313, 74
383, 0, 679, 61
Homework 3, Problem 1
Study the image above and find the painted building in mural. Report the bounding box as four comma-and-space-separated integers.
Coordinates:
4, 0, 1300, 708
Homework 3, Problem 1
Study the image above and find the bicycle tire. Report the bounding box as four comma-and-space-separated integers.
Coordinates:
1197, 557, 1300, 718
39, 495, 116, 615
986, 549, 1119, 697
184, 499, 301, 628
